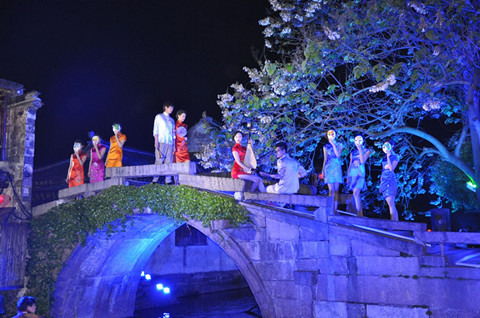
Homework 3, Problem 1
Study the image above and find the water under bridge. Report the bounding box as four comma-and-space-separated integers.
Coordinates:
32, 162, 480, 318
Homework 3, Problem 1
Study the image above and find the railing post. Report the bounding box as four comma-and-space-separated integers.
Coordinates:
314, 195, 334, 222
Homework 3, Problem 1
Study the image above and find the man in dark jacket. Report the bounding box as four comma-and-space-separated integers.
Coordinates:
11, 296, 43, 318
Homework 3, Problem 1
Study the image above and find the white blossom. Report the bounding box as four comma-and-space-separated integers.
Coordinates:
370, 74, 396, 93
260, 115, 273, 124
433, 46, 440, 56
263, 27, 274, 37
258, 17, 270, 26
305, 1, 322, 17
280, 27, 292, 36
280, 11, 291, 22
265, 40, 272, 48
387, 74, 396, 85
230, 83, 245, 93
243, 67, 261, 83
294, 14, 304, 22
324, 27, 340, 40
221, 109, 232, 118
217, 93, 234, 108
269, 0, 283, 11
422, 99, 441, 111
408, 1, 427, 15
369, 81, 389, 93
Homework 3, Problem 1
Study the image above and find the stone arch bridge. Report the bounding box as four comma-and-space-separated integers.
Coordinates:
32, 162, 480, 318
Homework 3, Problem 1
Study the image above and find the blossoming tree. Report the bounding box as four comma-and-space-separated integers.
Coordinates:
199, 0, 480, 212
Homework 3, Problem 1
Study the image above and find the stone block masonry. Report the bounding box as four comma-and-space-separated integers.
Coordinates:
0, 88, 42, 291
28, 157, 480, 317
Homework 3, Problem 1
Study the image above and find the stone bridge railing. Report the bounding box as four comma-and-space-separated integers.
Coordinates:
33, 162, 351, 217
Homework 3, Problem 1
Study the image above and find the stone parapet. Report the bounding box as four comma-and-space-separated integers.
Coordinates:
244, 192, 330, 207
329, 223, 425, 256
58, 177, 125, 200
32, 199, 66, 217
178, 174, 249, 192
105, 162, 196, 178
413, 230, 480, 244
329, 215, 427, 232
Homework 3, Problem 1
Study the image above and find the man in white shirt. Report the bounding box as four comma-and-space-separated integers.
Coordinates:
153, 101, 175, 183
260, 142, 307, 194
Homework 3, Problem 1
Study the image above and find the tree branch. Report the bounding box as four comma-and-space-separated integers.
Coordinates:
455, 124, 469, 157
373, 126, 477, 180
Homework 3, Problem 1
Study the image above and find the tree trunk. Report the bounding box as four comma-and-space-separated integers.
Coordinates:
466, 81, 480, 210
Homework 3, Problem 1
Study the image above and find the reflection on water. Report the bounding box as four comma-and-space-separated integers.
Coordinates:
134, 288, 262, 318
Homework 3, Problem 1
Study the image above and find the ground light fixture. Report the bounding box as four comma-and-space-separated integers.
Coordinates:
155, 283, 171, 294
467, 181, 477, 192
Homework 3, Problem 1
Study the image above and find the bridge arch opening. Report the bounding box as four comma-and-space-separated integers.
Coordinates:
52, 214, 271, 317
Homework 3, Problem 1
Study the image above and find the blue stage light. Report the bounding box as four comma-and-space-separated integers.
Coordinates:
140, 271, 145, 277
145, 274, 151, 281
156, 283, 164, 290
163, 287, 171, 294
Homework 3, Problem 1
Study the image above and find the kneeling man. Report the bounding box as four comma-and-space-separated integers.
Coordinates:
260, 142, 307, 194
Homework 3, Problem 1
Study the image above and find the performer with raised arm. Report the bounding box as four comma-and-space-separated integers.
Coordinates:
174, 109, 190, 163
322, 129, 343, 214
379, 140, 399, 221
88, 135, 106, 183
106, 123, 126, 168
231, 131, 265, 192
347, 133, 371, 217
66, 140, 87, 188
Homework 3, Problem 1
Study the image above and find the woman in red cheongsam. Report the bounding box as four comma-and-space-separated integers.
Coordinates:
231, 131, 265, 192
66, 140, 87, 187
174, 110, 190, 162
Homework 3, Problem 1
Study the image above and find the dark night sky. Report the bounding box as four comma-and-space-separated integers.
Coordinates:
0, 0, 269, 167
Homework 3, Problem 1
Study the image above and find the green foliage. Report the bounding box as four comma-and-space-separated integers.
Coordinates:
198, 0, 480, 212
26, 184, 250, 316
0, 289, 20, 317
429, 142, 479, 212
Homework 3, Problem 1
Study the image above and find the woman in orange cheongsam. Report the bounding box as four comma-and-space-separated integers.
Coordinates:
106, 123, 127, 168
174, 110, 190, 163
66, 140, 87, 187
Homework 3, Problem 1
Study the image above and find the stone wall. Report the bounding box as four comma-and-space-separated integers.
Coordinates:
135, 225, 248, 310
5, 91, 42, 211
0, 90, 42, 291
51, 199, 480, 318
204, 203, 480, 318
144, 229, 239, 275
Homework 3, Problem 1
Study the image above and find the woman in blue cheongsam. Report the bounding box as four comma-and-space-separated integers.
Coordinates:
347, 134, 371, 217
379, 140, 399, 221
322, 129, 343, 214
